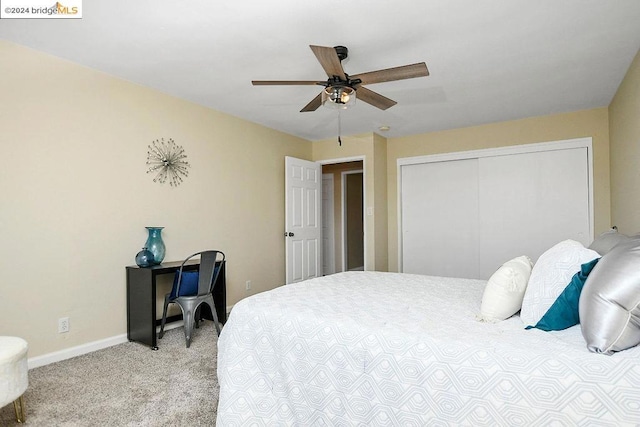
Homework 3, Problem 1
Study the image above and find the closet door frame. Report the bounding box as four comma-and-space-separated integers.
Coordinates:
396, 137, 594, 272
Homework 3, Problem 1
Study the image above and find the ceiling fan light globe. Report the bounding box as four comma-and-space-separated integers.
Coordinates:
322, 86, 356, 109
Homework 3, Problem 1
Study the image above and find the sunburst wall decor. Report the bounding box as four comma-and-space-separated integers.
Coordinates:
146, 138, 190, 187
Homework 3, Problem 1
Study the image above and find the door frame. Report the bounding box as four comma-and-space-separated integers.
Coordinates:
322, 173, 336, 275
342, 169, 364, 271
318, 156, 368, 271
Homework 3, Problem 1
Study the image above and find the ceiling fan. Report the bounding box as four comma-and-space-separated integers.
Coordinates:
252, 45, 429, 112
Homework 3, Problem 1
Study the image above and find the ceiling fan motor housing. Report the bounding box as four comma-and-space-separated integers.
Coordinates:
334, 46, 348, 61
326, 75, 361, 89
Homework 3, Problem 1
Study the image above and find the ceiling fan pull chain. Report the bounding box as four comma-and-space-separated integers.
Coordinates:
337, 111, 342, 146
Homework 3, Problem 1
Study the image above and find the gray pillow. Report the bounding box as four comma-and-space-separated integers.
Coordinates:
579, 237, 640, 354
588, 228, 631, 255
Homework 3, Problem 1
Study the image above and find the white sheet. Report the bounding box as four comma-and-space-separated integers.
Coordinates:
217, 271, 640, 426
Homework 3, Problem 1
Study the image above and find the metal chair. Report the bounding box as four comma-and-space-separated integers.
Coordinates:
158, 250, 225, 347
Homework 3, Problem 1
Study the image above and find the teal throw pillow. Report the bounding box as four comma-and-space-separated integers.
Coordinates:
526, 257, 600, 331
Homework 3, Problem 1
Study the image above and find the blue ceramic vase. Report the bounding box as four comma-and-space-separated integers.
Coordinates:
144, 227, 165, 265
135, 247, 154, 267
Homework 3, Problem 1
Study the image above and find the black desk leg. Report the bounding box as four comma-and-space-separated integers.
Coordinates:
127, 268, 157, 349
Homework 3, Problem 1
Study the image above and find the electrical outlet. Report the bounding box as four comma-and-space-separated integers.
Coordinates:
58, 317, 70, 333
245, 280, 252, 291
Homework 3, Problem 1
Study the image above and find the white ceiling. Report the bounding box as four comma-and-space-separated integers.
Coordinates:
2, 0, 640, 141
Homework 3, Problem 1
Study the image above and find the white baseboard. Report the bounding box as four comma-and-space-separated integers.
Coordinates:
28, 308, 235, 370
28, 334, 128, 369
27, 322, 186, 370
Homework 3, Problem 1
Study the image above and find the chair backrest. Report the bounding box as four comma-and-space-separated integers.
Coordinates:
177, 250, 225, 297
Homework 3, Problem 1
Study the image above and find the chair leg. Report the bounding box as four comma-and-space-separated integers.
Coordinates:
207, 300, 221, 336
158, 295, 170, 339
14, 395, 25, 423
183, 308, 194, 348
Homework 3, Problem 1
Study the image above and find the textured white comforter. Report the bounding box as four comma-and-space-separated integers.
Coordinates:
217, 271, 640, 426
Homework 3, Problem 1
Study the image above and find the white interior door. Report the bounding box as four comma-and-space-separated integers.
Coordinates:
285, 156, 322, 284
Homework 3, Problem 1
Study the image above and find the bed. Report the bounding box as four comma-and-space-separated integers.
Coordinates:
216, 271, 640, 426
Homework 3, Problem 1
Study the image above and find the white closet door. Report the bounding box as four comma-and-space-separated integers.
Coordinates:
401, 159, 480, 278
477, 147, 590, 278
399, 139, 592, 281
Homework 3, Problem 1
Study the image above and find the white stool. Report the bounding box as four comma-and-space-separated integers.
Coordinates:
0, 337, 28, 423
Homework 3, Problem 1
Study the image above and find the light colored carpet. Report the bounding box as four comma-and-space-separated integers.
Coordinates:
0, 321, 219, 426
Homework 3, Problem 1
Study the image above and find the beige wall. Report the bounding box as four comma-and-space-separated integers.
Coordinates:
609, 49, 640, 234
386, 108, 611, 272
0, 41, 311, 357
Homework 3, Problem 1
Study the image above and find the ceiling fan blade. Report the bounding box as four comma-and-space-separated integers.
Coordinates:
310, 45, 346, 80
356, 86, 397, 110
252, 80, 323, 86
300, 93, 323, 112
352, 62, 429, 85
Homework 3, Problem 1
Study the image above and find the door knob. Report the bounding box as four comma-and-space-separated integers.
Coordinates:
284, 232, 294, 237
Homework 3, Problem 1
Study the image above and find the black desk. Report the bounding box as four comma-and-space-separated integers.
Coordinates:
126, 260, 226, 350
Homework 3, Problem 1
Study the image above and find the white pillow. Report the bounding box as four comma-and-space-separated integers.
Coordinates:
520, 240, 599, 326
478, 256, 533, 323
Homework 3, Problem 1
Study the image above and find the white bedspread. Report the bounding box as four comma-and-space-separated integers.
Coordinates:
216, 271, 640, 426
